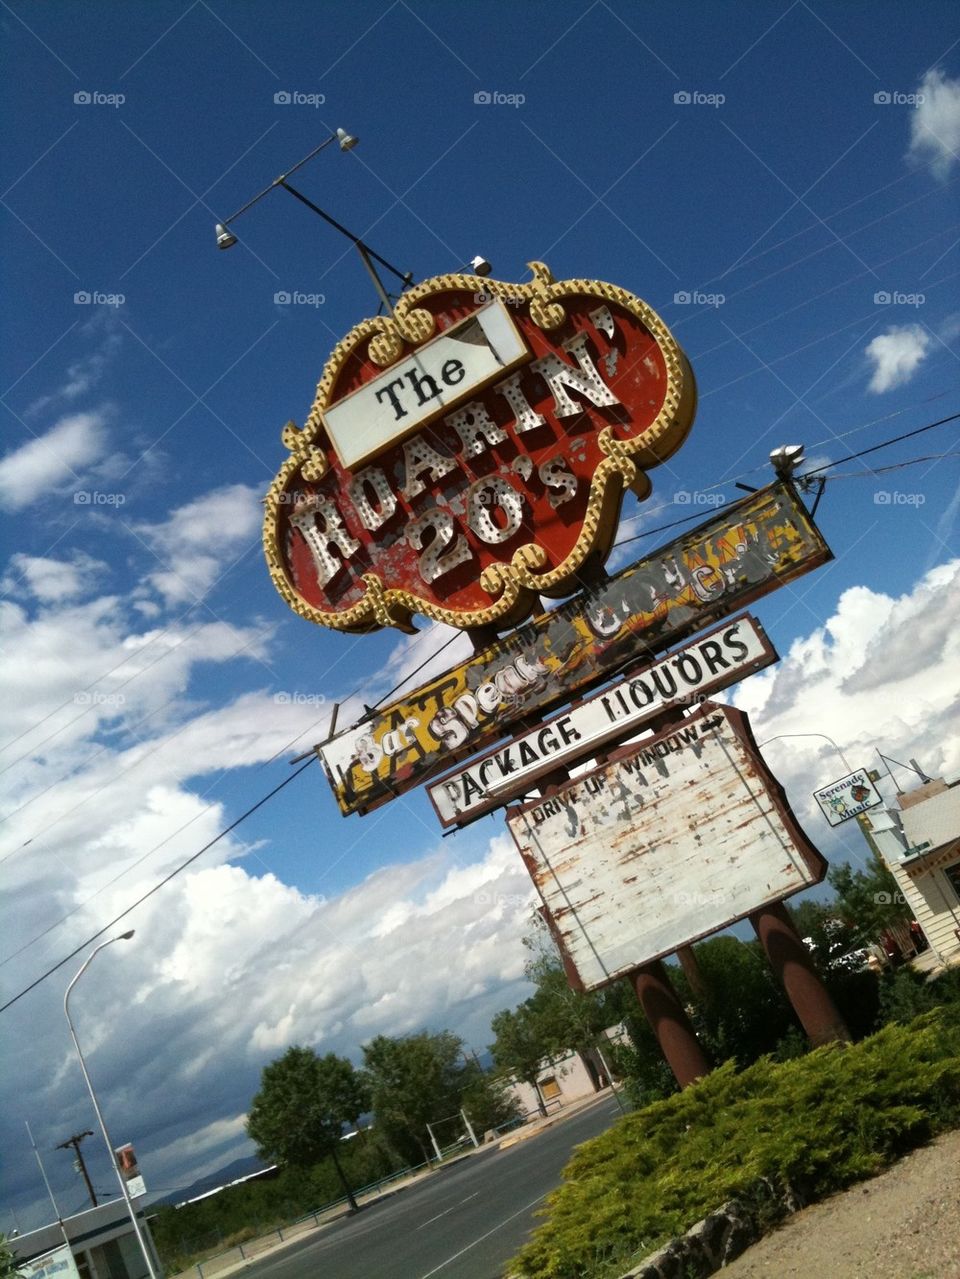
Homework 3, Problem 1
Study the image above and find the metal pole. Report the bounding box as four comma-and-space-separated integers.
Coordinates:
675, 944, 707, 1000
426, 1123, 443, 1163
631, 959, 710, 1088
26, 1121, 73, 1258
750, 901, 851, 1047
56, 1132, 97, 1207
460, 1108, 479, 1149
64, 938, 160, 1279
593, 1044, 627, 1115
354, 241, 396, 316
277, 181, 411, 282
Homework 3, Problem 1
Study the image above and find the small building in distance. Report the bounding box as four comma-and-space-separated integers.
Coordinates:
10, 1199, 161, 1279
859, 772, 960, 970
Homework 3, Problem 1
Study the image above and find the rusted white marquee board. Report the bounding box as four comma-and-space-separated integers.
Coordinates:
506, 701, 826, 992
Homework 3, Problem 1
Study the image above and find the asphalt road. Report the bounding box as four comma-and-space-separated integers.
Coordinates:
241, 1095, 625, 1279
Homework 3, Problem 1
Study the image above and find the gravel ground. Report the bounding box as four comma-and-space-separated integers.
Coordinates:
720, 1128, 960, 1279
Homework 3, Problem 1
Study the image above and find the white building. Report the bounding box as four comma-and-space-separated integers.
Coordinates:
859, 773, 960, 970
504, 1026, 627, 1117
10, 1200, 161, 1279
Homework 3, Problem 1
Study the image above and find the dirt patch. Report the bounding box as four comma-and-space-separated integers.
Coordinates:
720, 1128, 960, 1279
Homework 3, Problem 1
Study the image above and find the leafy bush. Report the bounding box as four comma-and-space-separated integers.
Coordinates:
877, 964, 960, 1025
512, 1007, 960, 1279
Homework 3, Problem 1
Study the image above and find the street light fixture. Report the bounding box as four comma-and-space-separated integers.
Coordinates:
63, 932, 159, 1279
213, 128, 412, 314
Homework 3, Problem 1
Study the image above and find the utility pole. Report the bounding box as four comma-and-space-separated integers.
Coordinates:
56, 1131, 97, 1207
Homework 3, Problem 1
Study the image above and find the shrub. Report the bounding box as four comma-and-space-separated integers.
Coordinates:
512, 1007, 960, 1278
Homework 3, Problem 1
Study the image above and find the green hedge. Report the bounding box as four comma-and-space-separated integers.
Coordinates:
513, 1005, 960, 1278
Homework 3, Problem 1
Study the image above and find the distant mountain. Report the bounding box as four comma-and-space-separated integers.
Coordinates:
151, 1155, 274, 1207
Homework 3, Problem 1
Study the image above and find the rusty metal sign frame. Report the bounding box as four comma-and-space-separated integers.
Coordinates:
427, 613, 778, 829
506, 701, 827, 992
318, 481, 831, 818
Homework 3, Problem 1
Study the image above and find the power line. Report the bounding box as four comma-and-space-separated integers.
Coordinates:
612, 408, 960, 550
0, 757, 316, 1015
800, 410, 960, 476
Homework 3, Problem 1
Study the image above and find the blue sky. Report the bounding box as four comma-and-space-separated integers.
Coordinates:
2, 0, 959, 1230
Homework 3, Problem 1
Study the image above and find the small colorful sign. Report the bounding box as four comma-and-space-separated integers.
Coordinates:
318, 482, 830, 817
506, 702, 826, 991
115, 1143, 146, 1198
813, 769, 883, 826
263, 261, 697, 633
428, 614, 776, 827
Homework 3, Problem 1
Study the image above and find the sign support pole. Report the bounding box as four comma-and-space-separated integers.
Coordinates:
749, 901, 851, 1046
675, 944, 708, 1000
631, 960, 711, 1088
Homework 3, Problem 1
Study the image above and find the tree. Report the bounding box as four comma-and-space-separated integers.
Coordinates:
828, 852, 913, 944
489, 1003, 553, 1114
457, 1061, 522, 1135
0, 1233, 17, 1279
246, 1047, 369, 1211
670, 936, 797, 1067
362, 1031, 467, 1165
490, 917, 622, 1111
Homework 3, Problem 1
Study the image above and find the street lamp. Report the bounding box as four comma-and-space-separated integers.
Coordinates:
757, 732, 853, 773
63, 932, 159, 1279
213, 128, 413, 314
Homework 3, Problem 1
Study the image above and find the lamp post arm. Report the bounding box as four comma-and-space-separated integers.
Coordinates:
278, 182, 412, 284
219, 132, 341, 227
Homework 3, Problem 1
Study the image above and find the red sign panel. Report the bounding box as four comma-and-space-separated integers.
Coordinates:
263, 262, 696, 633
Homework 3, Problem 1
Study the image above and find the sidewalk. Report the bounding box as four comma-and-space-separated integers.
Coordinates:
170, 1087, 623, 1279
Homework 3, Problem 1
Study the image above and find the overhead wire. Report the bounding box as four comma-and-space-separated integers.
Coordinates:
0, 757, 316, 1014
5, 157, 958, 1012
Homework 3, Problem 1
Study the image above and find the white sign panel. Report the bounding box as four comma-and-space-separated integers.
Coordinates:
812, 769, 883, 826
507, 702, 825, 991
17, 1245, 81, 1279
321, 300, 530, 469
429, 615, 775, 826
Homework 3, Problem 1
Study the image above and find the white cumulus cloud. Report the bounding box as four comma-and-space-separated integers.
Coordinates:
864, 324, 931, 393
908, 67, 960, 179
135, 483, 263, 605
0, 412, 108, 511
2, 551, 107, 602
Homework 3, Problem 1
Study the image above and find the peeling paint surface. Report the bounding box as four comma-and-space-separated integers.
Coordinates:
506, 703, 826, 991
320, 482, 830, 817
